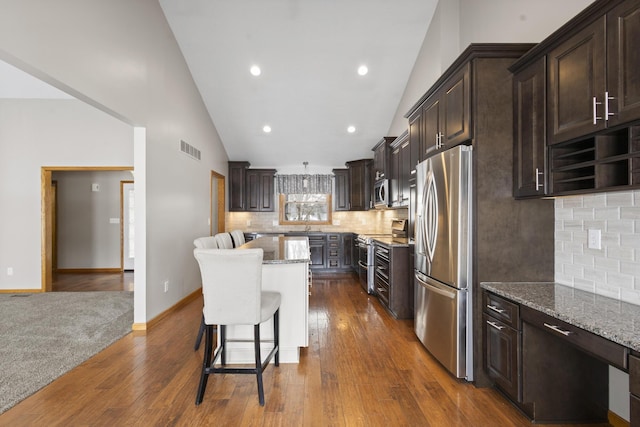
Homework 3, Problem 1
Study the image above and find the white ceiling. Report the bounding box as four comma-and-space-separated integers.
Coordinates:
159, 0, 438, 171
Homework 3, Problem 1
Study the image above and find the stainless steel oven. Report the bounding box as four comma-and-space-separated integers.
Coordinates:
356, 219, 407, 294
356, 237, 369, 291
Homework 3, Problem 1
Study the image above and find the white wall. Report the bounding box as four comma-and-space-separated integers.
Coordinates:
0, 0, 228, 321
53, 170, 133, 269
0, 99, 132, 289
555, 190, 640, 304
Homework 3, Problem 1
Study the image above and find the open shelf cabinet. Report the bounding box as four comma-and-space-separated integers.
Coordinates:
549, 125, 640, 195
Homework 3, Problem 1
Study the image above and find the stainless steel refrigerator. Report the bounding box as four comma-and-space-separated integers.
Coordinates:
414, 145, 473, 381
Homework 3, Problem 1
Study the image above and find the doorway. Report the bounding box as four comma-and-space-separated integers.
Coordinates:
41, 166, 133, 292
211, 170, 225, 236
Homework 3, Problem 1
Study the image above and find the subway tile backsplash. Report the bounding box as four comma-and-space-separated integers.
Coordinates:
555, 190, 640, 305
226, 208, 408, 236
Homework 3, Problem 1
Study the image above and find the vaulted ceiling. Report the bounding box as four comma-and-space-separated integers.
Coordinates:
159, 0, 438, 171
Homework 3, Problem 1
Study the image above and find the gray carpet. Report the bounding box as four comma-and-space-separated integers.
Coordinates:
0, 291, 134, 414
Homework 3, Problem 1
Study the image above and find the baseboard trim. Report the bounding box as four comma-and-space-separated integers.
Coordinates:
609, 411, 629, 427
130, 287, 202, 332
0, 289, 43, 294
56, 268, 122, 274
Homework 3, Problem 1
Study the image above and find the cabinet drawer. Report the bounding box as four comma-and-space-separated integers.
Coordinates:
376, 276, 389, 304
521, 305, 628, 370
483, 292, 520, 328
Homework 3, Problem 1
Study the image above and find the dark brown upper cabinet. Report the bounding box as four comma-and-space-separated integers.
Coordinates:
245, 169, 276, 212
332, 168, 350, 211
390, 132, 410, 207
512, 57, 547, 198
346, 159, 372, 211
421, 63, 472, 158
548, 0, 640, 145
372, 137, 395, 181
607, 0, 640, 127
547, 17, 607, 144
228, 161, 250, 211
511, 0, 640, 196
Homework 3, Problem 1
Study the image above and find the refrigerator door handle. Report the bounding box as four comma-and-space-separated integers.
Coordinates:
424, 168, 438, 262
415, 272, 456, 299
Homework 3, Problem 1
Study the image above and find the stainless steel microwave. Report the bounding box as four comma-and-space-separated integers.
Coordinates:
373, 179, 390, 208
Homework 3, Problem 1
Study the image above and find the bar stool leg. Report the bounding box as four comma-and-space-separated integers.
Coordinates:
254, 324, 265, 406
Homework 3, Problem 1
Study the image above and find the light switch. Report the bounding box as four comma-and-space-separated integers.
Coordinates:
109, 218, 120, 224
587, 229, 601, 250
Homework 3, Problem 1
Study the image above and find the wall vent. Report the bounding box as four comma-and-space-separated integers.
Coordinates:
180, 140, 201, 161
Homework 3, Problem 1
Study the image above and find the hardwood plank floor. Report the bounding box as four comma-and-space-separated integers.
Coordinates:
0, 273, 611, 426
52, 271, 134, 292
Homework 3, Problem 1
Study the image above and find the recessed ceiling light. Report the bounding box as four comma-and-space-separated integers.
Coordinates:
357, 65, 368, 76
347, 126, 356, 133
250, 65, 261, 76
263, 125, 271, 133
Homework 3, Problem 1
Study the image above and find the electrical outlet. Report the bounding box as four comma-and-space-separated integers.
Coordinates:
7, 267, 13, 276
587, 229, 601, 250
163, 280, 169, 292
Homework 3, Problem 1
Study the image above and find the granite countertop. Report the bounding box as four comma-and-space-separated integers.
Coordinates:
481, 282, 640, 352
238, 235, 310, 264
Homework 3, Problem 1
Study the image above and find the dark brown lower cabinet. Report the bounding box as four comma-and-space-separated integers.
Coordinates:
483, 313, 520, 402
307, 234, 326, 271
630, 354, 640, 426
483, 291, 617, 424
374, 242, 411, 319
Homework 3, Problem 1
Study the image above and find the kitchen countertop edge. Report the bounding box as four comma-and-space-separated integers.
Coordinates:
481, 281, 640, 353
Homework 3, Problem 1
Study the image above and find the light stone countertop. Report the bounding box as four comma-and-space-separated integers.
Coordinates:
238, 235, 310, 264
481, 281, 640, 352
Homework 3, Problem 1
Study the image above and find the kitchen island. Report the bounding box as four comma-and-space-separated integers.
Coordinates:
224, 235, 310, 364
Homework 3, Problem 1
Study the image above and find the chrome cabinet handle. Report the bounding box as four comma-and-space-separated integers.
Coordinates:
593, 96, 602, 124
535, 168, 544, 191
543, 322, 571, 336
487, 320, 504, 331
605, 91, 615, 121
487, 305, 505, 314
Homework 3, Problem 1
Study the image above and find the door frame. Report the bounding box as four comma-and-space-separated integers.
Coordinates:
120, 180, 134, 271
211, 170, 225, 236
41, 166, 133, 292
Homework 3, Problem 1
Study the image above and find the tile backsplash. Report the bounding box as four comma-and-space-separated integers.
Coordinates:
226, 208, 408, 235
555, 190, 640, 305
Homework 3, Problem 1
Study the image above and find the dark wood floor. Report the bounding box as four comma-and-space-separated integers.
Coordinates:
1, 273, 611, 426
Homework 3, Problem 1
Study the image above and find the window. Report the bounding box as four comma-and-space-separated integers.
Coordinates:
279, 193, 332, 225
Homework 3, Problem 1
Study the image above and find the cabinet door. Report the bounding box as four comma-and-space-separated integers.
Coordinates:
332, 168, 350, 211
441, 63, 472, 147
422, 96, 441, 157
399, 138, 411, 205
513, 57, 547, 198
547, 17, 607, 144
347, 159, 371, 211
246, 169, 275, 212
409, 109, 422, 169
607, 0, 640, 127
342, 234, 353, 269
308, 235, 326, 270
228, 161, 249, 211
390, 144, 400, 205
484, 313, 520, 402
